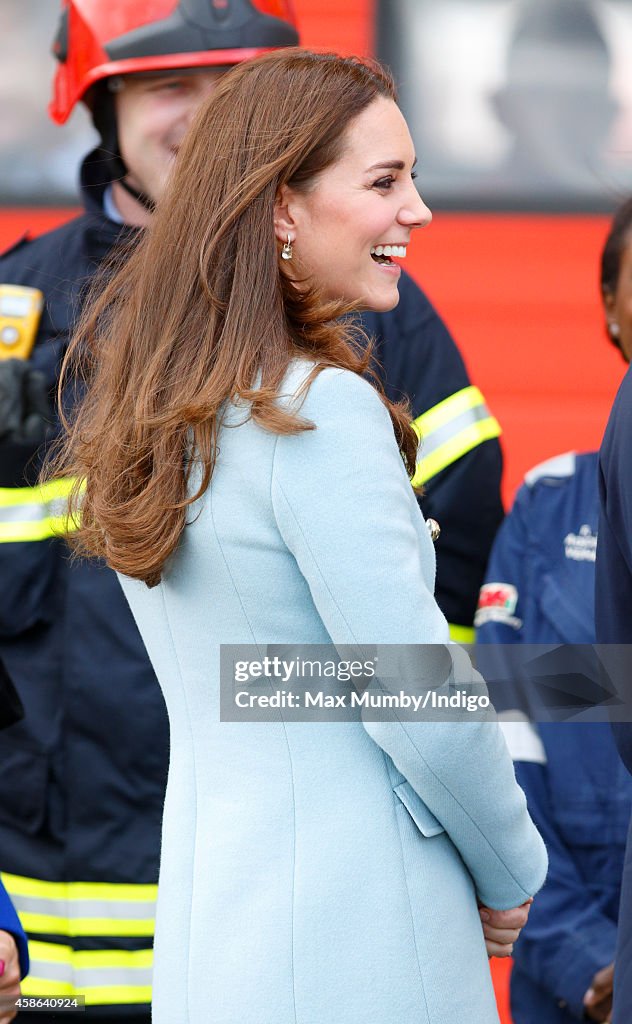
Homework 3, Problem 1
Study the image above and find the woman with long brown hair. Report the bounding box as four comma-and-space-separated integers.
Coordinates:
51, 50, 546, 1024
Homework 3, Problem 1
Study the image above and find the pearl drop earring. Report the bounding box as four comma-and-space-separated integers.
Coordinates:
281, 235, 293, 261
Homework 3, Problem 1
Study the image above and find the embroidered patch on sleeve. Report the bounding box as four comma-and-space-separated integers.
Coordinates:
474, 582, 522, 629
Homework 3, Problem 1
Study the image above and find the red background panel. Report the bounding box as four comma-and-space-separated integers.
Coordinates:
404, 212, 622, 505
493, 957, 512, 1023
292, 0, 375, 54
0, 209, 77, 247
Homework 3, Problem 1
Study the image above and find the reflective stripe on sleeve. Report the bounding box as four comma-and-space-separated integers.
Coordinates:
0, 477, 82, 542
411, 386, 501, 487
22, 941, 153, 1005
448, 624, 475, 644
498, 713, 548, 764
1, 873, 156, 938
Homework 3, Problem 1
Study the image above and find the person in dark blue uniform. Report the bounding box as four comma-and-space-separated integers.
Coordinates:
595, 197, 632, 1024
0, 3, 503, 1019
477, 198, 632, 1024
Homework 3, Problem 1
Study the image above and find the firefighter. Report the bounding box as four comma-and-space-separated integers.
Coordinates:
0, 2, 502, 1020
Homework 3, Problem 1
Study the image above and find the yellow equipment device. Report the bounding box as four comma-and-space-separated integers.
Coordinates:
0, 285, 44, 360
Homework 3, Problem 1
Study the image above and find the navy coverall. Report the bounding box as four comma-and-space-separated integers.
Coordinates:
596, 362, 632, 1024
478, 451, 632, 1023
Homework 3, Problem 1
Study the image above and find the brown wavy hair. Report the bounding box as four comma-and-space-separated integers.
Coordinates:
48, 49, 419, 587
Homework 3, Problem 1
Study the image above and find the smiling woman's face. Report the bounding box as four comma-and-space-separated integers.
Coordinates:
276, 97, 431, 313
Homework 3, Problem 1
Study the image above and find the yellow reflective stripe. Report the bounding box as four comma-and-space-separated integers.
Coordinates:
0, 516, 80, 543
2, 873, 156, 939
448, 623, 475, 644
412, 416, 501, 487
2, 874, 157, 902
0, 478, 76, 507
28, 941, 72, 964
411, 386, 487, 437
77, 986, 153, 1005
23, 941, 153, 1005
0, 477, 82, 543
21, 978, 75, 998
15, 912, 155, 938
410, 386, 501, 487
1, 523, 60, 543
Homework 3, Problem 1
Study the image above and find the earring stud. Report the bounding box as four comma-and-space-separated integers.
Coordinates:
281, 235, 293, 261
609, 321, 621, 339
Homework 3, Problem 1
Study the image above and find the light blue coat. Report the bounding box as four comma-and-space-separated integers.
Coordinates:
119, 363, 547, 1024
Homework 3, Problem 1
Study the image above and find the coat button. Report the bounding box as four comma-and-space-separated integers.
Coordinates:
426, 518, 441, 543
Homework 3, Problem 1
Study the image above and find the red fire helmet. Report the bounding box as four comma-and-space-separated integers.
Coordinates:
50, 0, 300, 124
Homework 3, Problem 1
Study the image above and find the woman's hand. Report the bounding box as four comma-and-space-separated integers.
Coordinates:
479, 899, 533, 958
0, 930, 21, 1023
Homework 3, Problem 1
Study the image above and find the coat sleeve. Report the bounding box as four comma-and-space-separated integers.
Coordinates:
596, 361, 632, 1024
270, 367, 547, 910
422, 443, 504, 631
0, 877, 28, 979
613, 725, 632, 776
0, 234, 75, 634
475, 483, 539, 720
0, 657, 23, 729
475, 482, 531, 644
366, 273, 504, 631
596, 369, 632, 763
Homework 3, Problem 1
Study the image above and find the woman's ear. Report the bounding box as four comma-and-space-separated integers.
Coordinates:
274, 184, 298, 244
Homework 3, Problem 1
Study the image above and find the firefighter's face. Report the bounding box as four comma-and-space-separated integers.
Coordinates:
114, 70, 223, 213
275, 97, 431, 313
604, 234, 632, 362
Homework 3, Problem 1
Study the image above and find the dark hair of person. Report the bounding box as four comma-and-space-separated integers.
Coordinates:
600, 197, 632, 353
47, 49, 419, 587
601, 197, 632, 297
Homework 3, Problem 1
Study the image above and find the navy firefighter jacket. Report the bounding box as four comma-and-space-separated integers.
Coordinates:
0, 148, 503, 1013
477, 450, 632, 1024
596, 360, 632, 1024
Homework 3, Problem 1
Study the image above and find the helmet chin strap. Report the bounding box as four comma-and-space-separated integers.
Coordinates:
117, 175, 156, 213
89, 85, 156, 215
